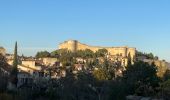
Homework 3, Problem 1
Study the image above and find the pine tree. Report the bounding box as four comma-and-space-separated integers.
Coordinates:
10, 42, 18, 86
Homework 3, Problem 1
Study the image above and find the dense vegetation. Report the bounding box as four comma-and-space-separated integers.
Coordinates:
36, 48, 108, 58
0, 49, 170, 100
136, 51, 159, 60
36, 51, 51, 58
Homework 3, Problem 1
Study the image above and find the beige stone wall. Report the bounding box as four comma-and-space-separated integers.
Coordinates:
59, 40, 78, 52
42, 58, 58, 66
0, 47, 6, 56
22, 61, 36, 67
59, 40, 136, 59
21, 60, 41, 70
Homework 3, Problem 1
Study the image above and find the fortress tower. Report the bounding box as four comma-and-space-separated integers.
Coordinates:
59, 40, 78, 52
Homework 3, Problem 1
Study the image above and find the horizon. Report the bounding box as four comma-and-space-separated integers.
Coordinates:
0, 0, 170, 62
2, 39, 170, 62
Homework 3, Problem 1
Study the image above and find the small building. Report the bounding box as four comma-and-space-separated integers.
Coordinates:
42, 57, 58, 66
6, 54, 22, 65
18, 60, 42, 74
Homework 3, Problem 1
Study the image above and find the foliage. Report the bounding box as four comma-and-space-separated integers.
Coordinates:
108, 81, 126, 100
59, 49, 75, 66
50, 50, 59, 57
0, 47, 168, 100
76, 49, 94, 58
51, 49, 68, 56
123, 61, 160, 96
49, 72, 98, 100
12, 42, 18, 70
160, 79, 170, 99
93, 68, 112, 81
136, 51, 158, 60
50, 49, 75, 66
0, 55, 8, 93
35, 51, 51, 58
95, 49, 108, 57
163, 70, 170, 81
50, 49, 95, 66
10, 42, 18, 86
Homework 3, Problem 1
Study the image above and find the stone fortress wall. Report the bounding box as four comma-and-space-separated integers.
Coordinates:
59, 40, 136, 60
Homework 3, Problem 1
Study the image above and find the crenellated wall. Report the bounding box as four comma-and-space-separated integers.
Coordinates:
59, 40, 136, 59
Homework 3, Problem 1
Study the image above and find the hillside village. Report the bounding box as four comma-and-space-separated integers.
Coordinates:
0, 40, 170, 100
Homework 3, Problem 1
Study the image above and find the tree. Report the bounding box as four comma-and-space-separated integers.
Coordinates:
95, 49, 108, 57
163, 70, 170, 81
50, 71, 98, 100
52, 49, 75, 67
0, 54, 8, 93
50, 50, 59, 57
93, 68, 111, 81
136, 51, 157, 60
108, 81, 126, 100
154, 56, 159, 60
76, 50, 84, 58
84, 49, 94, 58
76, 49, 94, 59
123, 61, 159, 96
161, 79, 170, 99
103, 58, 109, 69
35, 51, 50, 58
10, 42, 18, 86
147, 53, 154, 59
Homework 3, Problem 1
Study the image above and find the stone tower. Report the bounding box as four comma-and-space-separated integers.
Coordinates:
59, 40, 78, 52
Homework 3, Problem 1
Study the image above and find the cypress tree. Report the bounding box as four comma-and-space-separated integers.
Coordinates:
10, 42, 18, 86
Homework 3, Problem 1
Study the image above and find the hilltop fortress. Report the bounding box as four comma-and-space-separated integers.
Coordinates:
59, 40, 136, 60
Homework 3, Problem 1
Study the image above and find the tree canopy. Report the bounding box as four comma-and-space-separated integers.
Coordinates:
95, 49, 108, 57
93, 68, 111, 81
163, 70, 170, 81
136, 51, 158, 60
76, 49, 94, 58
123, 61, 159, 96
35, 51, 51, 58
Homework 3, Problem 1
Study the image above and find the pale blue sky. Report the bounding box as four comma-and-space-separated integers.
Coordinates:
0, 0, 170, 61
